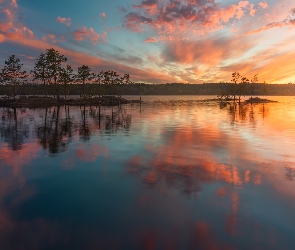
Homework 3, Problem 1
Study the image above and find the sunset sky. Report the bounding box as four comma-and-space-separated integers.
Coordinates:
0, 0, 295, 84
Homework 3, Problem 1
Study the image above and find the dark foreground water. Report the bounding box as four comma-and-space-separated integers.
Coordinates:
0, 96, 295, 250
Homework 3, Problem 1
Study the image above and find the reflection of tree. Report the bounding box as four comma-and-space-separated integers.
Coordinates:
36, 106, 71, 155
227, 103, 270, 127
230, 101, 267, 125
0, 108, 28, 151
79, 106, 91, 142
61, 106, 73, 143
88, 105, 132, 134
37, 108, 51, 150
0, 105, 132, 156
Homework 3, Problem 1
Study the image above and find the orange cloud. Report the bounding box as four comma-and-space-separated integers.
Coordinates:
101, 12, 106, 18
161, 35, 254, 66
0, 34, 5, 43
249, 3, 256, 16
144, 37, 157, 43
73, 27, 107, 45
222, 45, 295, 83
258, 1, 268, 9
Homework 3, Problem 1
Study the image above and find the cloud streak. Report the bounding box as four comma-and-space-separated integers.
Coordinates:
246, 8, 295, 35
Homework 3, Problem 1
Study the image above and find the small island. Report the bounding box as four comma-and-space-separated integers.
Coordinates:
0, 95, 142, 108
245, 97, 277, 103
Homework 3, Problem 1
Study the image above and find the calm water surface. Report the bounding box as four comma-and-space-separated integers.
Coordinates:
1, 96, 295, 249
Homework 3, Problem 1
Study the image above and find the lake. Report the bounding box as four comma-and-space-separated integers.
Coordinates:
0, 95, 295, 249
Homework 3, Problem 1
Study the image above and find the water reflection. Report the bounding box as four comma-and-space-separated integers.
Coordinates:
0, 98, 295, 249
12, 105, 132, 155
226, 102, 269, 126
0, 108, 28, 151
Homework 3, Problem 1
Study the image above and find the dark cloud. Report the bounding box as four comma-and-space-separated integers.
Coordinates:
123, 0, 246, 34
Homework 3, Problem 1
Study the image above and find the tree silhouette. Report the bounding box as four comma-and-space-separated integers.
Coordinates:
95, 70, 104, 99
32, 53, 50, 97
249, 74, 258, 98
0, 55, 28, 101
45, 48, 67, 99
231, 72, 241, 101
237, 76, 249, 104
75, 65, 95, 98
59, 65, 74, 99
122, 74, 131, 85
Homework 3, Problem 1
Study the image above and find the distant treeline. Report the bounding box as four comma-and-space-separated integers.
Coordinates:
1, 48, 295, 98
0, 82, 295, 96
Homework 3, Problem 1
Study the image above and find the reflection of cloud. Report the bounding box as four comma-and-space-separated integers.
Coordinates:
76, 144, 108, 162
61, 158, 75, 170
0, 142, 40, 175
126, 122, 253, 195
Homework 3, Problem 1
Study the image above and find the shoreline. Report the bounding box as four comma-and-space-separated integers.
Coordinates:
0, 95, 278, 108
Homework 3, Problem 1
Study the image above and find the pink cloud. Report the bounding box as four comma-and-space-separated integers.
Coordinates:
0, 2, 35, 41
56, 17, 71, 27
42, 34, 56, 44
238, 1, 249, 8
11, 0, 17, 7
133, 1, 158, 15
101, 12, 106, 18
0, 34, 5, 43
249, 3, 256, 16
144, 37, 157, 43
73, 27, 107, 45
258, 2, 268, 9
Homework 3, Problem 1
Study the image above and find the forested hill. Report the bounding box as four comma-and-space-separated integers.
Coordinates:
0, 83, 295, 96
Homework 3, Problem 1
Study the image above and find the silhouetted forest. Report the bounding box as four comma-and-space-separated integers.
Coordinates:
1, 49, 294, 98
